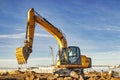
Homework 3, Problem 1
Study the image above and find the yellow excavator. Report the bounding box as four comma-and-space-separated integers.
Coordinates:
16, 8, 91, 79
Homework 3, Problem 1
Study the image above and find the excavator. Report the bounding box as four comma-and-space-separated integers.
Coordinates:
16, 8, 91, 79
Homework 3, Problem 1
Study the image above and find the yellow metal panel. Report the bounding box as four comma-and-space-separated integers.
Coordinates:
15, 47, 26, 64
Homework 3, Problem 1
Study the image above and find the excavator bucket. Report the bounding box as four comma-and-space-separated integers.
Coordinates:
15, 47, 27, 64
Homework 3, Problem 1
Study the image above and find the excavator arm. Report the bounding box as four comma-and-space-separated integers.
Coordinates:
16, 8, 67, 64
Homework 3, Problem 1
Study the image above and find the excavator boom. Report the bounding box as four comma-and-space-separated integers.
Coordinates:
16, 8, 67, 64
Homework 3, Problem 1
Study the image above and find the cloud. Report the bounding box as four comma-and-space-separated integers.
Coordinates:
92, 25, 120, 32
84, 51, 120, 65
0, 45, 15, 48
35, 33, 52, 38
0, 57, 51, 62
0, 59, 17, 68
0, 57, 52, 68
15, 28, 25, 31
28, 57, 53, 66
0, 33, 52, 39
0, 33, 25, 39
0, 59, 16, 62
29, 57, 51, 61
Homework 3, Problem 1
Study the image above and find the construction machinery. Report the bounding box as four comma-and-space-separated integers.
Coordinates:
16, 8, 91, 79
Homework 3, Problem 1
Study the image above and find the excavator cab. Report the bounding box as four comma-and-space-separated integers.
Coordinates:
57, 46, 91, 69
60, 46, 81, 65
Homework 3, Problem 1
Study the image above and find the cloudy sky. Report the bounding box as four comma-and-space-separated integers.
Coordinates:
0, 0, 120, 68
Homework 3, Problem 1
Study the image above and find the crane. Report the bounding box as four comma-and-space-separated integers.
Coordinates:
15, 8, 91, 79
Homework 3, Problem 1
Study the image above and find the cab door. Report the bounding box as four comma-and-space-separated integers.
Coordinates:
68, 46, 81, 64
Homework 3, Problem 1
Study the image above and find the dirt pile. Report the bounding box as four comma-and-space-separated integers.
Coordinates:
0, 70, 54, 80
85, 71, 120, 80
0, 70, 120, 80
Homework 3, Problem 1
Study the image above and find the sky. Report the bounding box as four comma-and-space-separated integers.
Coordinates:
0, 0, 120, 68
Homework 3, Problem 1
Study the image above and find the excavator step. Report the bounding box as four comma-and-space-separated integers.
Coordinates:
16, 47, 26, 64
